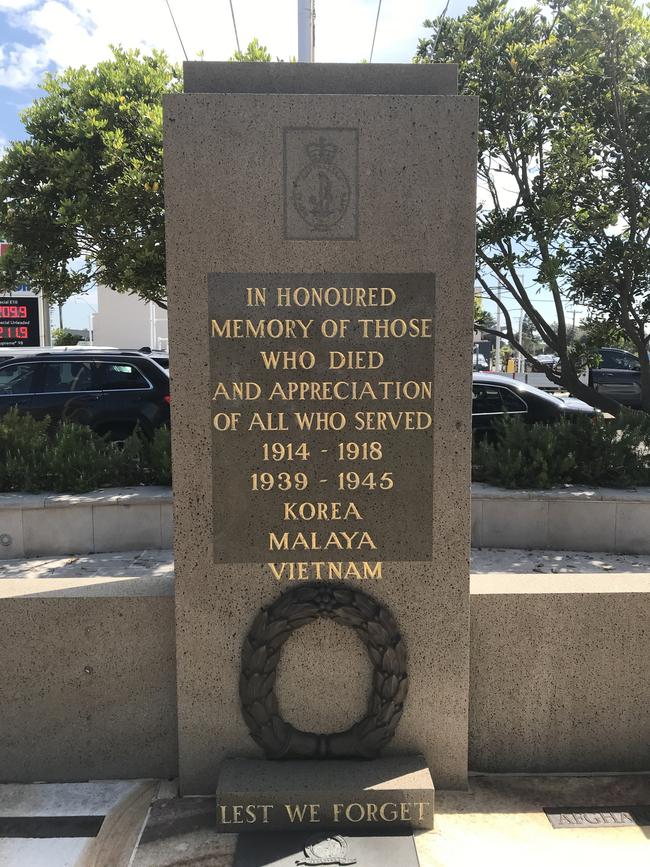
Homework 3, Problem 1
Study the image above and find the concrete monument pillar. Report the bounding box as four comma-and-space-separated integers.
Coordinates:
163, 62, 477, 800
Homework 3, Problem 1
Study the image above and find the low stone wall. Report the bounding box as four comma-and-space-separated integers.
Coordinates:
469, 574, 650, 774
1, 572, 648, 783
472, 483, 650, 553
2, 484, 649, 559
0, 488, 172, 559
0, 577, 177, 782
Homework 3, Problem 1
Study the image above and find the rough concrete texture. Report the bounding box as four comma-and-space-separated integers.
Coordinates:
470, 584, 650, 773
1, 549, 648, 784
129, 773, 650, 867
163, 65, 477, 794
0, 584, 177, 782
183, 61, 457, 95
215, 756, 434, 831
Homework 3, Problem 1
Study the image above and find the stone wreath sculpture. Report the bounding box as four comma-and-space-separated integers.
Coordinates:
240, 583, 408, 759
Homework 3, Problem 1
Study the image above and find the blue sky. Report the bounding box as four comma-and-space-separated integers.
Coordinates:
0, 0, 557, 332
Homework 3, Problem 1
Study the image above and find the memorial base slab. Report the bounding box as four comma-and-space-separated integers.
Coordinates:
233, 830, 420, 867
215, 756, 434, 833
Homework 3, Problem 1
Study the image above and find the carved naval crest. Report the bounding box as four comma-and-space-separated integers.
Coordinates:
291, 137, 351, 232
296, 834, 357, 866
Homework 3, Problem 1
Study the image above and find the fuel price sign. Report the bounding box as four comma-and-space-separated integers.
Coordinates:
0, 297, 41, 347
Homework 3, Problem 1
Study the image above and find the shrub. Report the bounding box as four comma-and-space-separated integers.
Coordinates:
0, 408, 172, 493
473, 411, 650, 489
145, 426, 172, 486
0, 409, 50, 492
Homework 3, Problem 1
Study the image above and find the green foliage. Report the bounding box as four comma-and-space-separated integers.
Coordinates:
46, 422, 114, 492
230, 38, 272, 62
474, 294, 496, 329
0, 408, 171, 493
416, 0, 650, 414
146, 425, 172, 485
0, 47, 181, 308
0, 411, 49, 491
474, 411, 650, 488
52, 328, 81, 346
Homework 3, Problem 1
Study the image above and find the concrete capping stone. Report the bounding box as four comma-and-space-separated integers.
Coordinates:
183, 61, 458, 96
0, 493, 47, 510
3, 482, 650, 556
42, 486, 173, 508
0, 487, 173, 559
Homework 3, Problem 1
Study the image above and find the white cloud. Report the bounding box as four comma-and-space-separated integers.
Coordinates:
0, 1, 39, 10
0, 41, 48, 87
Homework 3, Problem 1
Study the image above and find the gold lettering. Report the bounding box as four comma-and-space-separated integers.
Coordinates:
379, 803, 398, 822
248, 413, 289, 431
284, 803, 320, 823
345, 803, 365, 823
212, 381, 261, 401
282, 501, 363, 521
267, 561, 382, 581
211, 319, 313, 339
268, 531, 377, 552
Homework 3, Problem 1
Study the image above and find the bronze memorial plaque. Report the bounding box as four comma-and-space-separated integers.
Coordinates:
209, 273, 435, 572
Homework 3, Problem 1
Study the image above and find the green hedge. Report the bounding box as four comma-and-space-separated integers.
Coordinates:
473, 410, 650, 489
0, 408, 171, 493
3, 407, 649, 495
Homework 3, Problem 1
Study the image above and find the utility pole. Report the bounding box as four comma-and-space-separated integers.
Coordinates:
298, 0, 314, 62
494, 285, 501, 372
517, 311, 524, 374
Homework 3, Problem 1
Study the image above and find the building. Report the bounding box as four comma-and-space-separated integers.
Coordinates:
90, 285, 168, 350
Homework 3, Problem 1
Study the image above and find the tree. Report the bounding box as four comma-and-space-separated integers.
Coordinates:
52, 328, 81, 346
416, 0, 650, 414
0, 47, 181, 309
230, 38, 272, 62
474, 294, 496, 329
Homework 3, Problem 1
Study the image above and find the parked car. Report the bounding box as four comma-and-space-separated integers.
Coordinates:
137, 347, 170, 369
589, 347, 642, 408
472, 372, 597, 435
0, 350, 170, 441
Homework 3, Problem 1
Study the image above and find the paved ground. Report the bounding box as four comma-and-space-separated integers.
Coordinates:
2, 546, 650, 599
0, 774, 648, 867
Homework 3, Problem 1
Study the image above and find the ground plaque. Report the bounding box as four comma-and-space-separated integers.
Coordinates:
164, 62, 477, 798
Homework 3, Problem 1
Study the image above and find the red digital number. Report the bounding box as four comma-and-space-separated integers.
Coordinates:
0, 305, 28, 319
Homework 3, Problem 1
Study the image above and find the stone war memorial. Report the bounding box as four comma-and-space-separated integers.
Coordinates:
163, 60, 476, 864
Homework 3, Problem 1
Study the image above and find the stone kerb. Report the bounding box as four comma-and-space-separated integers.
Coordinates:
0, 487, 173, 559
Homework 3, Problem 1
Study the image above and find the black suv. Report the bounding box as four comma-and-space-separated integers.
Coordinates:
589, 347, 643, 408
0, 350, 170, 440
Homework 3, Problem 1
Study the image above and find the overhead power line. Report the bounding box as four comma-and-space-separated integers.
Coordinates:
369, 0, 382, 63
163, 0, 189, 61
229, 0, 242, 55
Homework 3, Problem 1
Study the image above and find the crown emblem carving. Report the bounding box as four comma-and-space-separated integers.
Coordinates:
306, 137, 338, 164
